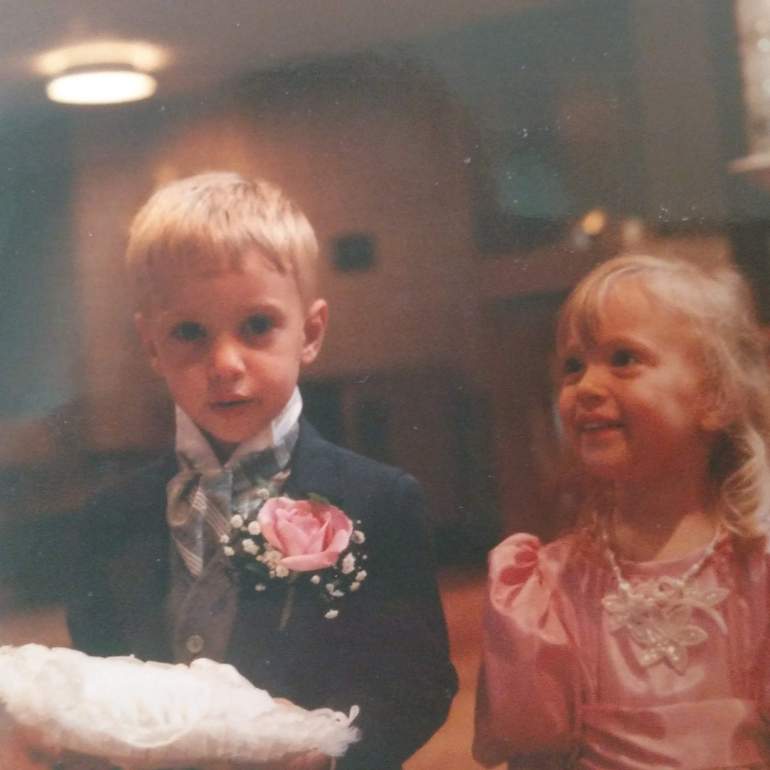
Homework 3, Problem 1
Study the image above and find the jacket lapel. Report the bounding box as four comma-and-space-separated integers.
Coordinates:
283, 419, 345, 507
226, 421, 347, 689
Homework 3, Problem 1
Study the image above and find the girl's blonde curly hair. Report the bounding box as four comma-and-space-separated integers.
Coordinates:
556, 253, 770, 540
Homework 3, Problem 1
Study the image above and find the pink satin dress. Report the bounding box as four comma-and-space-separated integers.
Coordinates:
474, 531, 770, 770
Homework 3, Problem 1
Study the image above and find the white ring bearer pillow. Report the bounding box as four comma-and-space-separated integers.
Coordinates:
0, 644, 359, 768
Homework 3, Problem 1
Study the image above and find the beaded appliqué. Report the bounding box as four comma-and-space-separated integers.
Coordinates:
601, 530, 728, 674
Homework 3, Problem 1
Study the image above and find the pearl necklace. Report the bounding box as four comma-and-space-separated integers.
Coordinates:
601, 528, 728, 674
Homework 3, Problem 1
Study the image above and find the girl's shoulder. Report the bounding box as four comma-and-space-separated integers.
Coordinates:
487, 529, 597, 592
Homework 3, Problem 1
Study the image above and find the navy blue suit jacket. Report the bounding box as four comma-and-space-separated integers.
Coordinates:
67, 420, 458, 770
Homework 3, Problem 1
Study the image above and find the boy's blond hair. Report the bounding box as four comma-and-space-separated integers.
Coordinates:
557, 253, 770, 539
126, 172, 319, 310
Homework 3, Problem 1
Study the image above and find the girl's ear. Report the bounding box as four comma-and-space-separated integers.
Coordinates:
134, 311, 162, 374
699, 386, 732, 433
301, 299, 328, 366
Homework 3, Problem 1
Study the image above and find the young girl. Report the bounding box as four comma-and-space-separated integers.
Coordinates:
474, 254, 770, 770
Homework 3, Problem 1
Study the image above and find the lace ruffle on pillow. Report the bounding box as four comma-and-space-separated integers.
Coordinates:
0, 644, 359, 768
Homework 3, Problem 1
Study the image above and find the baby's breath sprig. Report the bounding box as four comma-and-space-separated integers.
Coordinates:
221, 489, 367, 626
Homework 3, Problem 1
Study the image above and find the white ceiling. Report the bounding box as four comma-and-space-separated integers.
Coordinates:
0, 0, 548, 111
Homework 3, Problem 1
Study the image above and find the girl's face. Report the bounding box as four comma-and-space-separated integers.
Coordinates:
557, 280, 719, 486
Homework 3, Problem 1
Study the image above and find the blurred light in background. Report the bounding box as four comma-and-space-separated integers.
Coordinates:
734, 1, 770, 154
578, 208, 608, 237
35, 40, 167, 106
46, 68, 156, 105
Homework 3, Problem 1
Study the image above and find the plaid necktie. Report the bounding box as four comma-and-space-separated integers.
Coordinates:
167, 424, 297, 577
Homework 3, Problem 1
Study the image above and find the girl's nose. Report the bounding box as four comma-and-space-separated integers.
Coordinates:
208, 337, 246, 380
575, 364, 608, 405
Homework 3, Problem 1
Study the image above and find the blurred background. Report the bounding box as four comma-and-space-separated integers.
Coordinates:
3, 1, 770, 766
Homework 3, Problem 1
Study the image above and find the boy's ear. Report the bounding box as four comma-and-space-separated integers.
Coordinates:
134, 311, 162, 374
301, 299, 328, 366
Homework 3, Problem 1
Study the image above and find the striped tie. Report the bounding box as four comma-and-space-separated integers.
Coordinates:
166, 426, 297, 577
166, 469, 232, 576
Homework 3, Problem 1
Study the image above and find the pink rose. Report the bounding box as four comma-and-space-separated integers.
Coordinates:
257, 497, 353, 572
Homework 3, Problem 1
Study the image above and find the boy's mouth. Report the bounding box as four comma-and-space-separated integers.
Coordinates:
210, 398, 254, 410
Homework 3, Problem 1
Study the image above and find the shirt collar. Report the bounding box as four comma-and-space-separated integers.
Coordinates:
174, 387, 303, 474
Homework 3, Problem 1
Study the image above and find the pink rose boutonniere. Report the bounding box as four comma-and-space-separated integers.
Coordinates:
222, 494, 367, 627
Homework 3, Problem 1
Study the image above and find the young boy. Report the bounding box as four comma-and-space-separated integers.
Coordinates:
65, 172, 457, 770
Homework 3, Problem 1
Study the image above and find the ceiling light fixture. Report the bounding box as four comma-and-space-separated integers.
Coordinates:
36, 40, 168, 106
46, 67, 157, 105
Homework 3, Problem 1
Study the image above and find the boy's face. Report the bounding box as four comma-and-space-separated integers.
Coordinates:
136, 253, 327, 459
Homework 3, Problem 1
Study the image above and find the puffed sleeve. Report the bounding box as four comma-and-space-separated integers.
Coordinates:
473, 533, 582, 767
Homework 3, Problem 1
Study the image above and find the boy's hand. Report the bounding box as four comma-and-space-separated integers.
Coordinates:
208, 752, 332, 770
0, 729, 129, 770
0, 726, 81, 770
0, 727, 48, 770
279, 750, 332, 770
50, 753, 114, 770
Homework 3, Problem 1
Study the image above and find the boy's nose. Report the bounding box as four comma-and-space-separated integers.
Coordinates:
208, 337, 246, 380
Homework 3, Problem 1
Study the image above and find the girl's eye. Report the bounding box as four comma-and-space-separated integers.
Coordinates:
243, 314, 274, 336
562, 356, 584, 377
610, 348, 638, 367
171, 321, 206, 342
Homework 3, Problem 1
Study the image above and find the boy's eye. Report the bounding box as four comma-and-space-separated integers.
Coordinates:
610, 348, 638, 367
171, 321, 206, 342
243, 314, 274, 336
